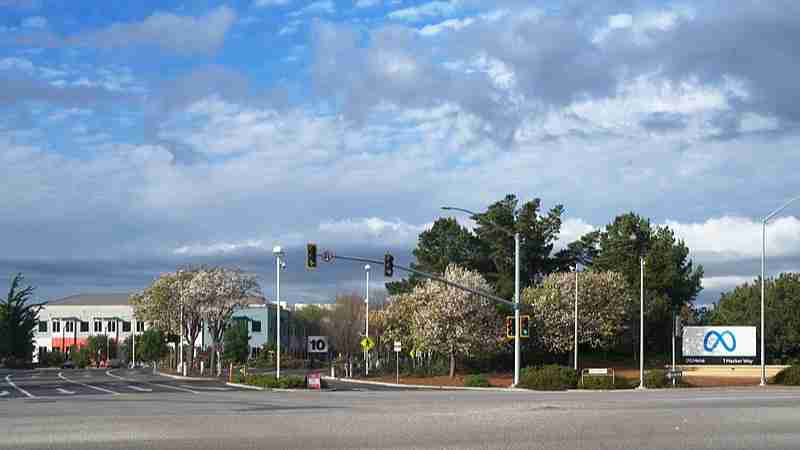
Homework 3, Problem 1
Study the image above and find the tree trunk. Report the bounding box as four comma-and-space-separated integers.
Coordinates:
449, 349, 455, 379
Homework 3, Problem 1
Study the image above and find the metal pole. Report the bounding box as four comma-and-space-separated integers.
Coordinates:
396, 351, 399, 384
514, 232, 520, 387
365, 265, 370, 377
276, 255, 281, 379
574, 267, 578, 371
761, 221, 767, 386
672, 310, 676, 387
639, 257, 645, 389
132, 317, 136, 368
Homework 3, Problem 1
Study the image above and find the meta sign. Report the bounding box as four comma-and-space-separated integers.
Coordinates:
682, 326, 757, 365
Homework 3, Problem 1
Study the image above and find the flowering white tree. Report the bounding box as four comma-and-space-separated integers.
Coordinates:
409, 264, 503, 378
188, 267, 260, 375
523, 271, 633, 354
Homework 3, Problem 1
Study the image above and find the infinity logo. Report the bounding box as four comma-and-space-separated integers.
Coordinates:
704, 330, 737, 352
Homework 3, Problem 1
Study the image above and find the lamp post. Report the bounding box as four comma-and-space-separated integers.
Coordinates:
365, 264, 371, 377
273, 246, 285, 379
624, 231, 646, 390
442, 206, 521, 386
574, 264, 579, 371
760, 195, 800, 386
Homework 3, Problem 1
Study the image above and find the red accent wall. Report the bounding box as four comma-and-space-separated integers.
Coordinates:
51, 337, 89, 351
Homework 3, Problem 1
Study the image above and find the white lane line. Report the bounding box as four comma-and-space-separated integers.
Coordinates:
0, 390, 9, 397
105, 370, 129, 381
58, 372, 119, 395
57, 388, 76, 395
152, 383, 200, 394
4, 375, 35, 399
180, 384, 231, 391
126, 385, 153, 392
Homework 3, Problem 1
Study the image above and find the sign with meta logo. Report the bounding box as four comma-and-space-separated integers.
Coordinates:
682, 326, 757, 365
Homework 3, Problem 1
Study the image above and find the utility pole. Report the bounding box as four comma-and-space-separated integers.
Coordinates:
365, 264, 370, 377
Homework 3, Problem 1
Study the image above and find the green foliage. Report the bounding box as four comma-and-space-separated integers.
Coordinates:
464, 374, 490, 387
401, 359, 450, 377
0, 273, 42, 362
73, 346, 92, 368
86, 335, 117, 361
38, 349, 65, 367
237, 374, 307, 389
223, 322, 250, 364
710, 273, 800, 363
579, 375, 635, 390
773, 366, 800, 385
139, 328, 169, 363
519, 365, 577, 391
644, 369, 667, 388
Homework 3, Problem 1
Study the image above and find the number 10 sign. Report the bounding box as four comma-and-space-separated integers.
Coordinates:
308, 336, 329, 353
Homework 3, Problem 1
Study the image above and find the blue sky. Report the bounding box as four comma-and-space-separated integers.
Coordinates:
1, 0, 800, 305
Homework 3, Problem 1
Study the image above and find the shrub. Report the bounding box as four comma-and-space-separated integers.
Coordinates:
464, 374, 490, 387
773, 365, 800, 385
238, 374, 307, 389
644, 369, 667, 388
73, 347, 92, 369
39, 350, 65, 367
579, 374, 636, 390
519, 365, 577, 391
3, 357, 34, 369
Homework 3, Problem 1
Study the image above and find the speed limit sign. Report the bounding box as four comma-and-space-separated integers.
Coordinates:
308, 336, 329, 353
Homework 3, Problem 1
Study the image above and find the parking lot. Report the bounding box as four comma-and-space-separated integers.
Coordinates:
1, 368, 246, 400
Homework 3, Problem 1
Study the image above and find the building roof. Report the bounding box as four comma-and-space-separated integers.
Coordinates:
50, 293, 133, 306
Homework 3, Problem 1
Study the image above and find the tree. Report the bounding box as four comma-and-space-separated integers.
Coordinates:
523, 271, 633, 354
709, 273, 800, 363
0, 274, 42, 363
408, 265, 503, 378
324, 293, 364, 371
589, 213, 704, 354
223, 321, 250, 365
86, 335, 117, 364
387, 218, 487, 295
138, 328, 169, 373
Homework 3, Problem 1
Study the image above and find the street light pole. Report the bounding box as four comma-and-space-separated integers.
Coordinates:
760, 194, 800, 386
365, 264, 370, 377
442, 205, 521, 387
639, 256, 645, 389
574, 265, 578, 371
273, 246, 285, 379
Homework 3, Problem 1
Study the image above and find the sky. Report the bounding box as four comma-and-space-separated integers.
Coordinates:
1, 0, 799, 306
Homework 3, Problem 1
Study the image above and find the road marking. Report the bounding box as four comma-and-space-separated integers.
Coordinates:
4, 375, 35, 399
58, 372, 119, 395
181, 384, 231, 391
126, 385, 153, 392
83, 374, 92, 378
57, 388, 76, 395
0, 390, 8, 397
152, 383, 200, 394
105, 370, 129, 381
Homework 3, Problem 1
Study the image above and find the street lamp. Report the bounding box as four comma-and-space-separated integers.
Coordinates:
760, 194, 800, 386
627, 232, 646, 390
273, 245, 286, 379
573, 264, 579, 371
442, 206, 521, 387
364, 264, 371, 377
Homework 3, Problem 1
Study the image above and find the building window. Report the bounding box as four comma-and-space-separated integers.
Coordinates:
107, 321, 116, 332
80, 321, 89, 333
94, 321, 102, 333
38, 321, 47, 333
65, 321, 74, 333
52, 321, 61, 333
251, 320, 262, 333
136, 321, 145, 332
122, 321, 131, 332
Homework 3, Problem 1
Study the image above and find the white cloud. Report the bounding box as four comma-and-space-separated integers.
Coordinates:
74, 6, 236, 54
555, 218, 596, 251
418, 17, 474, 36
319, 218, 432, 246
355, 0, 380, 7
21, 16, 47, 29
701, 275, 756, 291
289, 0, 335, 16
254, 0, 291, 6
388, 0, 461, 22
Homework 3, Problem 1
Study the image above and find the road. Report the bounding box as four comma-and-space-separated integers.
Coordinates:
2, 370, 799, 449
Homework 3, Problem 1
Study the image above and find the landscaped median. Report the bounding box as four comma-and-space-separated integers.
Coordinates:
227, 373, 325, 391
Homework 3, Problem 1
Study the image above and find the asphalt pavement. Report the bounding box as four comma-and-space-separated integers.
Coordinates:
2, 370, 800, 450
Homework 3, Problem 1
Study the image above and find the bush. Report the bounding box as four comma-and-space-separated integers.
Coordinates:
237, 374, 307, 389
773, 365, 800, 385
644, 369, 667, 388
39, 350, 65, 367
464, 374, 490, 387
3, 357, 34, 369
579, 374, 636, 390
519, 365, 577, 391
73, 347, 92, 369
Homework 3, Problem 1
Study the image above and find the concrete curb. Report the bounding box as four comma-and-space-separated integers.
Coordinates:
226, 382, 265, 391
157, 371, 213, 382
322, 376, 527, 392
224, 382, 314, 392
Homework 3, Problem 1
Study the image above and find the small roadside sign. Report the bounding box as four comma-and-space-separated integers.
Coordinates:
360, 336, 375, 351
307, 372, 321, 390
308, 336, 328, 353
394, 341, 402, 352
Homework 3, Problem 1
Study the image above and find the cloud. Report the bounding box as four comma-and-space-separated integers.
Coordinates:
388, 1, 462, 22
289, 0, 335, 16
72, 6, 236, 54
253, 0, 291, 6
21, 15, 46, 28
319, 218, 432, 247
418, 17, 474, 36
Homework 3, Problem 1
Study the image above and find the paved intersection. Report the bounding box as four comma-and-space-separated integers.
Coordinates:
1, 368, 245, 400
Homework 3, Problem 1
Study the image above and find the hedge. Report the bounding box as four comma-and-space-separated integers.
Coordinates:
773, 366, 800, 385
464, 374, 490, 387
519, 365, 577, 391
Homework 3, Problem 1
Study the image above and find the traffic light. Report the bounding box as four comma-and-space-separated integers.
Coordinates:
306, 243, 317, 269
506, 316, 515, 338
520, 315, 530, 338
384, 253, 394, 277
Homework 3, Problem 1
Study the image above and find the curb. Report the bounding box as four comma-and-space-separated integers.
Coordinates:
226, 382, 265, 391
157, 371, 213, 382
322, 376, 527, 392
